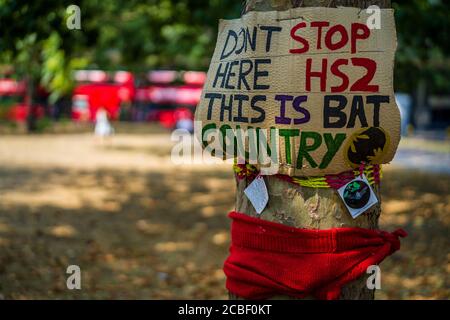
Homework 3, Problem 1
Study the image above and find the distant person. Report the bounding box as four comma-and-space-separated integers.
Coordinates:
174, 108, 194, 134
95, 107, 114, 141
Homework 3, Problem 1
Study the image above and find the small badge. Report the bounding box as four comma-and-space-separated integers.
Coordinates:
337, 174, 378, 219
244, 175, 269, 215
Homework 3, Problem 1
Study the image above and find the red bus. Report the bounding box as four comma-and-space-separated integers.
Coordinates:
71, 70, 135, 121
0, 78, 46, 122
134, 71, 205, 129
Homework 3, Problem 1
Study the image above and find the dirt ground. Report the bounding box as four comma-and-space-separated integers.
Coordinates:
0, 130, 448, 299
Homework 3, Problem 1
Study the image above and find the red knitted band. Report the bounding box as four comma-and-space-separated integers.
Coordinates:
224, 211, 407, 300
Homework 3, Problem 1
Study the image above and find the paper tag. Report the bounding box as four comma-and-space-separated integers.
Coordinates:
244, 175, 269, 214
337, 174, 378, 219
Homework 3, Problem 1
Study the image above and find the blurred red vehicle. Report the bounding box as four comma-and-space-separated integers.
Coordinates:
0, 78, 46, 122
71, 70, 135, 121
71, 69, 204, 129
134, 71, 205, 129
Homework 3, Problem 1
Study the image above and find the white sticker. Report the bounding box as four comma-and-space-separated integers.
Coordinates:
337, 174, 378, 219
244, 175, 269, 215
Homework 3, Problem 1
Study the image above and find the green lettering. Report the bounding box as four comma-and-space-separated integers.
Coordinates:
319, 133, 346, 169
279, 129, 299, 165
202, 123, 217, 148
296, 131, 322, 169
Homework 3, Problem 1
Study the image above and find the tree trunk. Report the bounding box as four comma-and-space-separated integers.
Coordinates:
26, 76, 38, 133
231, 0, 390, 300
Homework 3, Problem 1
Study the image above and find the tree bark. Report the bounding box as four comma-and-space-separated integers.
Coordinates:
26, 76, 38, 133
231, 0, 390, 300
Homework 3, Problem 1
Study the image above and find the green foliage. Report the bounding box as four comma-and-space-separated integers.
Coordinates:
85, 0, 242, 70
0, 0, 93, 99
35, 116, 52, 132
41, 33, 88, 103
393, 0, 450, 93
0, 0, 242, 96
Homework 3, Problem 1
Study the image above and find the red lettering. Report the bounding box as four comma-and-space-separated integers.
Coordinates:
289, 22, 372, 54
310, 21, 330, 50
351, 23, 370, 54
330, 59, 349, 92
289, 22, 309, 54
350, 58, 378, 92
306, 58, 327, 92
325, 24, 349, 51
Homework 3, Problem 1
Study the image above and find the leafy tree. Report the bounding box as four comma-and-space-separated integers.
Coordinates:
393, 0, 450, 93
0, 0, 96, 130
82, 0, 241, 71
0, 0, 241, 130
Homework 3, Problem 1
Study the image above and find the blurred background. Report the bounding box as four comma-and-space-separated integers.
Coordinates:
0, 0, 448, 299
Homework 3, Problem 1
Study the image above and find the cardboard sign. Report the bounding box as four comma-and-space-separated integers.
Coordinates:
195, 7, 400, 176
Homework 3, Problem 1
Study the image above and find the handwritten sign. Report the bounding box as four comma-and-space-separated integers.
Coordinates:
195, 7, 400, 176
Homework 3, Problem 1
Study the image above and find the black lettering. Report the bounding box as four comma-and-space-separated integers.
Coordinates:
366, 95, 389, 127
225, 60, 239, 89
260, 26, 282, 52
250, 95, 266, 123
237, 59, 253, 90
324, 95, 347, 128
220, 30, 238, 60
233, 94, 249, 123
245, 26, 257, 52
204, 93, 222, 120
212, 62, 229, 88
220, 94, 233, 122
347, 95, 368, 128
254, 59, 271, 90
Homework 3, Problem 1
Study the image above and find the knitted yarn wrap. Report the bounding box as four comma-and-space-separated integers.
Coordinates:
233, 163, 382, 189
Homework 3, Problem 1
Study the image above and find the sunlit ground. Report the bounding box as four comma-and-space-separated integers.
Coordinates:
0, 127, 448, 299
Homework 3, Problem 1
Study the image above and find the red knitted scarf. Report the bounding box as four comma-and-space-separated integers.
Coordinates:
224, 211, 407, 300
